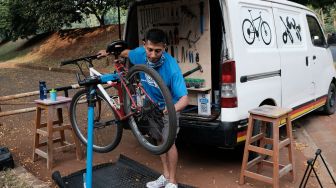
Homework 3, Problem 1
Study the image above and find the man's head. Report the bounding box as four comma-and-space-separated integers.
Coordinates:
143, 29, 167, 63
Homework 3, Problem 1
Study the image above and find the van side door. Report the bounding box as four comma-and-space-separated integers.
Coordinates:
272, 4, 314, 109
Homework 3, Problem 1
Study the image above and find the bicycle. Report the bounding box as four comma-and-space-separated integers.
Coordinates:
60, 40, 177, 155
242, 10, 272, 45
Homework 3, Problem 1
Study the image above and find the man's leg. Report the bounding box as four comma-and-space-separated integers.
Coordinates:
166, 143, 178, 184
160, 153, 170, 179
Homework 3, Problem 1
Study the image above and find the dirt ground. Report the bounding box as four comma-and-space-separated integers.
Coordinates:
1, 65, 335, 188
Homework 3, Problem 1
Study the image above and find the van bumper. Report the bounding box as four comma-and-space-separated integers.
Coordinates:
178, 119, 248, 148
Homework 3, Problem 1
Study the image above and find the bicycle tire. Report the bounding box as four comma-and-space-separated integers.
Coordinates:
261, 21, 272, 45
123, 64, 177, 155
242, 19, 255, 45
70, 89, 123, 153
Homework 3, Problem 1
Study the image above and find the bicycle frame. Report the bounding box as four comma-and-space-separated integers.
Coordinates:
248, 11, 263, 33
88, 60, 155, 121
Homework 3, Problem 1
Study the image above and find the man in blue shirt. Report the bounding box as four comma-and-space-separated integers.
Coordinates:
98, 29, 188, 188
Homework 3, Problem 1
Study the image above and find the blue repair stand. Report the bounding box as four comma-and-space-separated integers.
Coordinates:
84, 88, 96, 188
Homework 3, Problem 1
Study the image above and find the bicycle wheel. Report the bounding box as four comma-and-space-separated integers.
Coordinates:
123, 64, 177, 155
261, 21, 272, 45
242, 19, 255, 45
70, 89, 123, 153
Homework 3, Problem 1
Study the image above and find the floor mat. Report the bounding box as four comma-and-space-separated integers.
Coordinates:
52, 155, 195, 188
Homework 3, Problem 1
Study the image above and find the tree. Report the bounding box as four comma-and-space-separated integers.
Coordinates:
290, 0, 335, 8
75, 0, 130, 26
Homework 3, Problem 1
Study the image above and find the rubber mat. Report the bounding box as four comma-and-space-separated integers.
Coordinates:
52, 155, 195, 188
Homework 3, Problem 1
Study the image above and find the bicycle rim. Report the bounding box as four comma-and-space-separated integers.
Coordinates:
70, 89, 123, 153
124, 65, 177, 155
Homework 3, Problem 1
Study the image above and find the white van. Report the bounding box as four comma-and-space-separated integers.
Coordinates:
123, 0, 336, 147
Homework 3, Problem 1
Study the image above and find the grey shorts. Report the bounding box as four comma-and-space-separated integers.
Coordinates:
162, 112, 180, 138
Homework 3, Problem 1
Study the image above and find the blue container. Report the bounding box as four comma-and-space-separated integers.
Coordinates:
39, 81, 47, 100
50, 90, 57, 101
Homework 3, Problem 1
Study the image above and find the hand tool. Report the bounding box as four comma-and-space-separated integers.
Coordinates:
182, 62, 204, 77
199, 1, 204, 34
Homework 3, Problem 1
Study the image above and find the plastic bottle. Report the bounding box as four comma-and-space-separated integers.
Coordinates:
39, 81, 47, 100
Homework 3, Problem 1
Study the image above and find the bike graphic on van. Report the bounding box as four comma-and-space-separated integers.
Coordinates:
280, 16, 302, 44
242, 10, 272, 45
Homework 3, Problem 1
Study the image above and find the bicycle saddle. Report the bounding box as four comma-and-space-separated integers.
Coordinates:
106, 40, 128, 56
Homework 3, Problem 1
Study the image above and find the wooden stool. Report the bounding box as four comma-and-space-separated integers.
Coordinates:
239, 105, 295, 188
33, 96, 82, 169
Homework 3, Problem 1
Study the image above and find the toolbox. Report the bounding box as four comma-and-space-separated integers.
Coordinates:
0, 147, 14, 170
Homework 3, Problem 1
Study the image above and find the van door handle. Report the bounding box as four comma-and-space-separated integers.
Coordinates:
306, 56, 309, 66
313, 55, 316, 60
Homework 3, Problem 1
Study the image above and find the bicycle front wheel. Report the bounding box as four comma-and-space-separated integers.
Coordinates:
123, 64, 177, 155
70, 89, 123, 153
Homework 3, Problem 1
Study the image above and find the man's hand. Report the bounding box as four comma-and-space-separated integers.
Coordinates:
97, 50, 109, 58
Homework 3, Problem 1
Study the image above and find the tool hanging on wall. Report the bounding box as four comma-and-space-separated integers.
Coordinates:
199, 1, 204, 34
181, 46, 185, 63
171, 46, 174, 57
175, 46, 179, 63
174, 27, 179, 45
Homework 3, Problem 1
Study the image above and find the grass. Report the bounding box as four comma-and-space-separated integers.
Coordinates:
0, 39, 31, 62
0, 169, 32, 188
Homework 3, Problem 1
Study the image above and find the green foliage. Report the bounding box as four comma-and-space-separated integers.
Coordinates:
0, 0, 133, 41
290, 0, 335, 8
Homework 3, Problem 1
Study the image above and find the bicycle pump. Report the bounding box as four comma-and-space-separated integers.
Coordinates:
84, 84, 96, 188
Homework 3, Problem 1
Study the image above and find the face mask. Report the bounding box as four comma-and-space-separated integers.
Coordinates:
146, 55, 165, 69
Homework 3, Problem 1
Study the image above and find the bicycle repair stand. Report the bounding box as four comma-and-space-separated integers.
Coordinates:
299, 149, 336, 188
83, 85, 96, 188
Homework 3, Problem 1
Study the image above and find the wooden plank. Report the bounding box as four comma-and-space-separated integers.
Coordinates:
279, 164, 293, 178
35, 148, 47, 159
53, 144, 75, 153
279, 138, 290, 149
36, 129, 48, 137
53, 125, 72, 132
247, 155, 263, 169
250, 133, 264, 144
0, 91, 39, 101
248, 145, 273, 156
244, 170, 273, 184
0, 107, 36, 117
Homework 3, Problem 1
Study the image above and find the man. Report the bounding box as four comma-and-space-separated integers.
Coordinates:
98, 28, 188, 188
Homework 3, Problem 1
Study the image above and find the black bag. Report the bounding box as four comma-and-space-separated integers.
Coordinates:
0, 147, 14, 170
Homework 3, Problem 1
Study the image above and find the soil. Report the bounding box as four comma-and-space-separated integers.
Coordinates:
0, 65, 324, 188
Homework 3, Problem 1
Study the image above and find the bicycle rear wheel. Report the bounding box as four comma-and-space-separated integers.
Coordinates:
123, 64, 177, 155
70, 89, 123, 153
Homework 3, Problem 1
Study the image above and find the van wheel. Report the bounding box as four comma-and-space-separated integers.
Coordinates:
323, 83, 336, 115
248, 120, 273, 161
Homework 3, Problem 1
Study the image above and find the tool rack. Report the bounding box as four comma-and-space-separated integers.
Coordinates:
137, 0, 212, 106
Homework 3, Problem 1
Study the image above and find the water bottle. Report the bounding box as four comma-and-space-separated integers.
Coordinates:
39, 81, 47, 100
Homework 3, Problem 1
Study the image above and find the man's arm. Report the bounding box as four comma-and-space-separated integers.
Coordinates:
97, 49, 130, 58
174, 95, 189, 112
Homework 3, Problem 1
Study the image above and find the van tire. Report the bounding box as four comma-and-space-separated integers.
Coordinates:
323, 83, 336, 115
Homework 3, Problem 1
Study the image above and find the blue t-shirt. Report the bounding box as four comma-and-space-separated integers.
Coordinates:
128, 46, 188, 107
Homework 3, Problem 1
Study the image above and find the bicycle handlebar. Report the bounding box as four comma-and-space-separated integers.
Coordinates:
60, 55, 98, 66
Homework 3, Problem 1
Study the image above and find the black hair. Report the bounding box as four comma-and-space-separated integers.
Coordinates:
145, 28, 167, 44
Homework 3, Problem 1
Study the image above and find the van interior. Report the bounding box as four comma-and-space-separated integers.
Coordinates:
125, 0, 225, 121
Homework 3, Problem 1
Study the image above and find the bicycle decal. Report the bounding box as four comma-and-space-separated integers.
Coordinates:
280, 16, 302, 44
242, 10, 272, 45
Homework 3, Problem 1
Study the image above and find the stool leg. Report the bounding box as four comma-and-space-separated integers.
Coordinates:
239, 115, 254, 185
286, 116, 295, 182
66, 103, 83, 160
257, 121, 267, 172
57, 108, 66, 146
47, 107, 54, 169
273, 119, 280, 188
33, 107, 42, 161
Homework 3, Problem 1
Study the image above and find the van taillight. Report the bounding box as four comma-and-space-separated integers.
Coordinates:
221, 60, 237, 108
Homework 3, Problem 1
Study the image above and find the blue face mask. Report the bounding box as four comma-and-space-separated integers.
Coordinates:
146, 55, 165, 69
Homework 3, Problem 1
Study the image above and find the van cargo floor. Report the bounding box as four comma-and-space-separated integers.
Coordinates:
52, 155, 194, 188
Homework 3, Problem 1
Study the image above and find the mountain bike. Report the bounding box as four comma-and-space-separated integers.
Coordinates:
242, 10, 272, 45
60, 40, 177, 155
